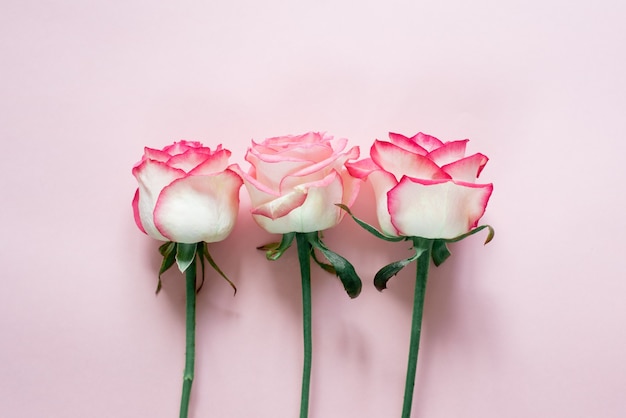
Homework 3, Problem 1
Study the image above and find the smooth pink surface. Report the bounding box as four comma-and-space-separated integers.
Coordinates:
1, 1, 625, 417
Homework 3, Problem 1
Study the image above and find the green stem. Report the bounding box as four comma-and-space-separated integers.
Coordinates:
180, 259, 197, 418
401, 240, 432, 418
295, 233, 313, 418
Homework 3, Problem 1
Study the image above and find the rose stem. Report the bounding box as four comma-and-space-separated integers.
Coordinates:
295, 233, 313, 418
180, 257, 197, 418
401, 239, 432, 418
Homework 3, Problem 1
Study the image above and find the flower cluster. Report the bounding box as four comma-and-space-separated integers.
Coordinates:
131, 131, 493, 418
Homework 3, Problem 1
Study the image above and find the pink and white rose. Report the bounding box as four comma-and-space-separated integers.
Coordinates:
232, 132, 361, 234
347, 132, 493, 239
132, 140, 243, 244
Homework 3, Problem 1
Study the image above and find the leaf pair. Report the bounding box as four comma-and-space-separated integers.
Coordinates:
157, 241, 236, 295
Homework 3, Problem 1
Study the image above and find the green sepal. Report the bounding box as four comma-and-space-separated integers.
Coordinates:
195, 244, 206, 293
374, 248, 424, 291
176, 243, 198, 273
306, 232, 362, 298
203, 244, 237, 295
336, 204, 405, 242
257, 232, 296, 260
311, 249, 336, 275
156, 241, 177, 294
431, 240, 451, 267
443, 224, 495, 244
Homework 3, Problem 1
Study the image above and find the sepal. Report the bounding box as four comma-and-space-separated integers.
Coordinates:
443, 224, 494, 244
176, 243, 197, 273
335, 204, 404, 242
431, 240, 451, 267
202, 243, 237, 295
306, 232, 362, 298
157, 241, 177, 294
374, 249, 423, 291
257, 232, 296, 260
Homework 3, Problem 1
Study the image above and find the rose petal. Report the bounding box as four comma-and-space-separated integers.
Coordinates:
229, 163, 280, 206
153, 170, 243, 243
143, 147, 171, 163
132, 188, 147, 234
413, 132, 444, 152
388, 176, 493, 239
441, 153, 489, 183
371, 140, 451, 180
388, 132, 428, 155
246, 149, 311, 191
132, 159, 186, 240
252, 170, 345, 233
162, 140, 207, 155
346, 158, 379, 179
427, 140, 469, 166
187, 148, 232, 175
368, 170, 400, 236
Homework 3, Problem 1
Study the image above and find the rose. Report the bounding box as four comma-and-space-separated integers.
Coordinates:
347, 132, 493, 239
132, 140, 243, 244
232, 132, 361, 234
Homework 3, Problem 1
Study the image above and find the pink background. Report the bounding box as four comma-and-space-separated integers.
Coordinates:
2, 0, 626, 417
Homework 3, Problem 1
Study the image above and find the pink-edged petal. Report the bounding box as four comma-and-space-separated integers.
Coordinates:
388, 176, 493, 239
132, 159, 186, 240
368, 169, 401, 236
412, 132, 444, 152
187, 148, 231, 175
253, 170, 338, 219
251, 189, 308, 219
290, 143, 358, 178
162, 140, 207, 155
441, 153, 489, 183
346, 158, 379, 179
246, 150, 311, 191
427, 140, 469, 166
388, 133, 428, 155
143, 147, 171, 163
229, 163, 280, 206
252, 170, 345, 234
371, 140, 451, 180
153, 170, 243, 243
166, 149, 211, 172
132, 188, 147, 234
339, 169, 362, 209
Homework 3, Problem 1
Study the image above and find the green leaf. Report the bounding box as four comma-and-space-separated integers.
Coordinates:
308, 234, 362, 298
156, 242, 177, 294
203, 244, 237, 295
335, 204, 405, 242
257, 232, 296, 260
373, 249, 423, 291
443, 224, 495, 245
431, 240, 451, 267
176, 243, 198, 273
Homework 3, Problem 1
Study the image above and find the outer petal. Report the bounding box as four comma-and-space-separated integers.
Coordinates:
441, 153, 489, 183
413, 132, 444, 152
427, 140, 469, 166
132, 159, 186, 240
371, 140, 451, 180
187, 148, 231, 175
368, 169, 400, 236
229, 163, 280, 208
253, 170, 345, 233
388, 177, 493, 239
153, 170, 243, 243
132, 188, 146, 234
388, 132, 428, 155
346, 158, 378, 179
